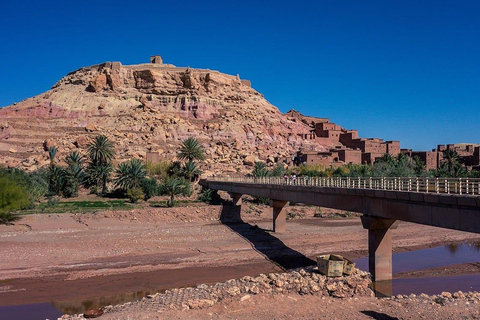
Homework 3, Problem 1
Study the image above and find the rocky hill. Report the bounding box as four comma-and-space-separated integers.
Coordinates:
0, 57, 328, 175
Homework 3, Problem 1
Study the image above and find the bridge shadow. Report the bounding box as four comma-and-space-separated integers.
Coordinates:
219, 201, 316, 270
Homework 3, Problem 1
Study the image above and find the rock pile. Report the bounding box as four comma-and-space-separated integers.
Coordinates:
62, 267, 373, 318
391, 291, 480, 305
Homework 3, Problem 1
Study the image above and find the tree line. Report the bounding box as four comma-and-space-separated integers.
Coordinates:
0, 135, 206, 224
252, 150, 480, 179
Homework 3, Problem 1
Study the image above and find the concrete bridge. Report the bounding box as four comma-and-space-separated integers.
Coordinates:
199, 176, 480, 287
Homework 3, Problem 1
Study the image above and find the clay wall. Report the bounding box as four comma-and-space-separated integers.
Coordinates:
150, 55, 163, 64
363, 140, 387, 154
338, 149, 362, 164
462, 147, 480, 166
411, 151, 438, 170
339, 130, 359, 145
362, 152, 385, 165
299, 151, 340, 166
385, 141, 400, 155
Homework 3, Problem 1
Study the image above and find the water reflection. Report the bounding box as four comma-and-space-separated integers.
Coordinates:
356, 241, 480, 274
53, 289, 163, 314
446, 243, 459, 254
356, 241, 480, 296
371, 280, 393, 298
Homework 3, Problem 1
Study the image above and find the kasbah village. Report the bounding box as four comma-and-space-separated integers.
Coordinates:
1, 55, 480, 320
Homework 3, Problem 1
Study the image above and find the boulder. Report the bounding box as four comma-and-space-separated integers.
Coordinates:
243, 155, 255, 166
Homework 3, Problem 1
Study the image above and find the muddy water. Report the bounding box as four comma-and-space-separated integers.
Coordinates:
3, 243, 480, 319
355, 243, 480, 295
0, 262, 280, 319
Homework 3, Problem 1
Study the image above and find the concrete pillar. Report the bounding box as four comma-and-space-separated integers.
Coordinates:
227, 193, 242, 222
361, 216, 398, 283
230, 193, 242, 207
271, 200, 289, 233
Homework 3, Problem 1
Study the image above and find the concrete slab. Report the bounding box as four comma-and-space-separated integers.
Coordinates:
364, 189, 376, 197
355, 189, 366, 197
384, 191, 398, 200
459, 208, 480, 233
423, 194, 441, 204
456, 196, 477, 207
374, 190, 385, 198
396, 192, 411, 201
431, 207, 461, 230
347, 189, 357, 196
404, 203, 432, 226
438, 195, 459, 206
409, 193, 424, 202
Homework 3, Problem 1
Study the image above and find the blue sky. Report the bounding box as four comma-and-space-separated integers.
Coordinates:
0, 0, 478, 150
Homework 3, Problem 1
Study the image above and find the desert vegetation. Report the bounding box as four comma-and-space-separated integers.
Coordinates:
0, 135, 209, 225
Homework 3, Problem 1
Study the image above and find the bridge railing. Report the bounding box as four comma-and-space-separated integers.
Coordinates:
207, 176, 480, 196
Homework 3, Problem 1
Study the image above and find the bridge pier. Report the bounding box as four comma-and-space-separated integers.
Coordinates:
230, 193, 242, 206
361, 216, 398, 284
228, 193, 243, 222
271, 200, 289, 233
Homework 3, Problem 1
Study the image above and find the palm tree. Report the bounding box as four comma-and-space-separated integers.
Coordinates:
48, 146, 58, 167
182, 160, 201, 181
85, 135, 115, 194
87, 135, 115, 165
66, 151, 84, 168
252, 161, 269, 177
47, 165, 67, 196
177, 137, 205, 161
441, 149, 461, 177
114, 159, 147, 192
85, 163, 113, 195
160, 177, 190, 207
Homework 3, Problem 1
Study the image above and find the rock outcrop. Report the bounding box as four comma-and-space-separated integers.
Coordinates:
0, 58, 327, 174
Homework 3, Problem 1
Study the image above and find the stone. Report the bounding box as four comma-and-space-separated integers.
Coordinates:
83, 308, 104, 318
442, 292, 453, 298
243, 155, 255, 166
85, 123, 97, 132
75, 136, 89, 148
240, 294, 251, 302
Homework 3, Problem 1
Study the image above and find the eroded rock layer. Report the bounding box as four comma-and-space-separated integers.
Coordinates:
0, 60, 327, 174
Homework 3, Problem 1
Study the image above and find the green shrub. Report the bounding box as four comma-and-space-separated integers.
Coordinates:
0, 177, 30, 225
126, 187, 145, 203
146, 161, 171, 179
141, 178, 159, 200
198, 188, 218, 204
159, 177, 191, 207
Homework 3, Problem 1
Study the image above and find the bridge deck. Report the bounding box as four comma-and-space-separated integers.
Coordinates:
201, 178, 480, 234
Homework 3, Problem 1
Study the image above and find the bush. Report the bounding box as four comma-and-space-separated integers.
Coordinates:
0, 177, 30, 225
126, 187, 145, 203
141, 178, 159, 200
146, 161, 171, 179
159, 177, 192, 207
0, 167, 47, 203
198, 188, 218, 204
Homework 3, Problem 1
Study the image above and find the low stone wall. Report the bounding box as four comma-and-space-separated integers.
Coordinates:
63, 267, 373, 318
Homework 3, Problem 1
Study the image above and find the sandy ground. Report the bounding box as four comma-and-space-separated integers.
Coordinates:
1, 202, 480, 318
